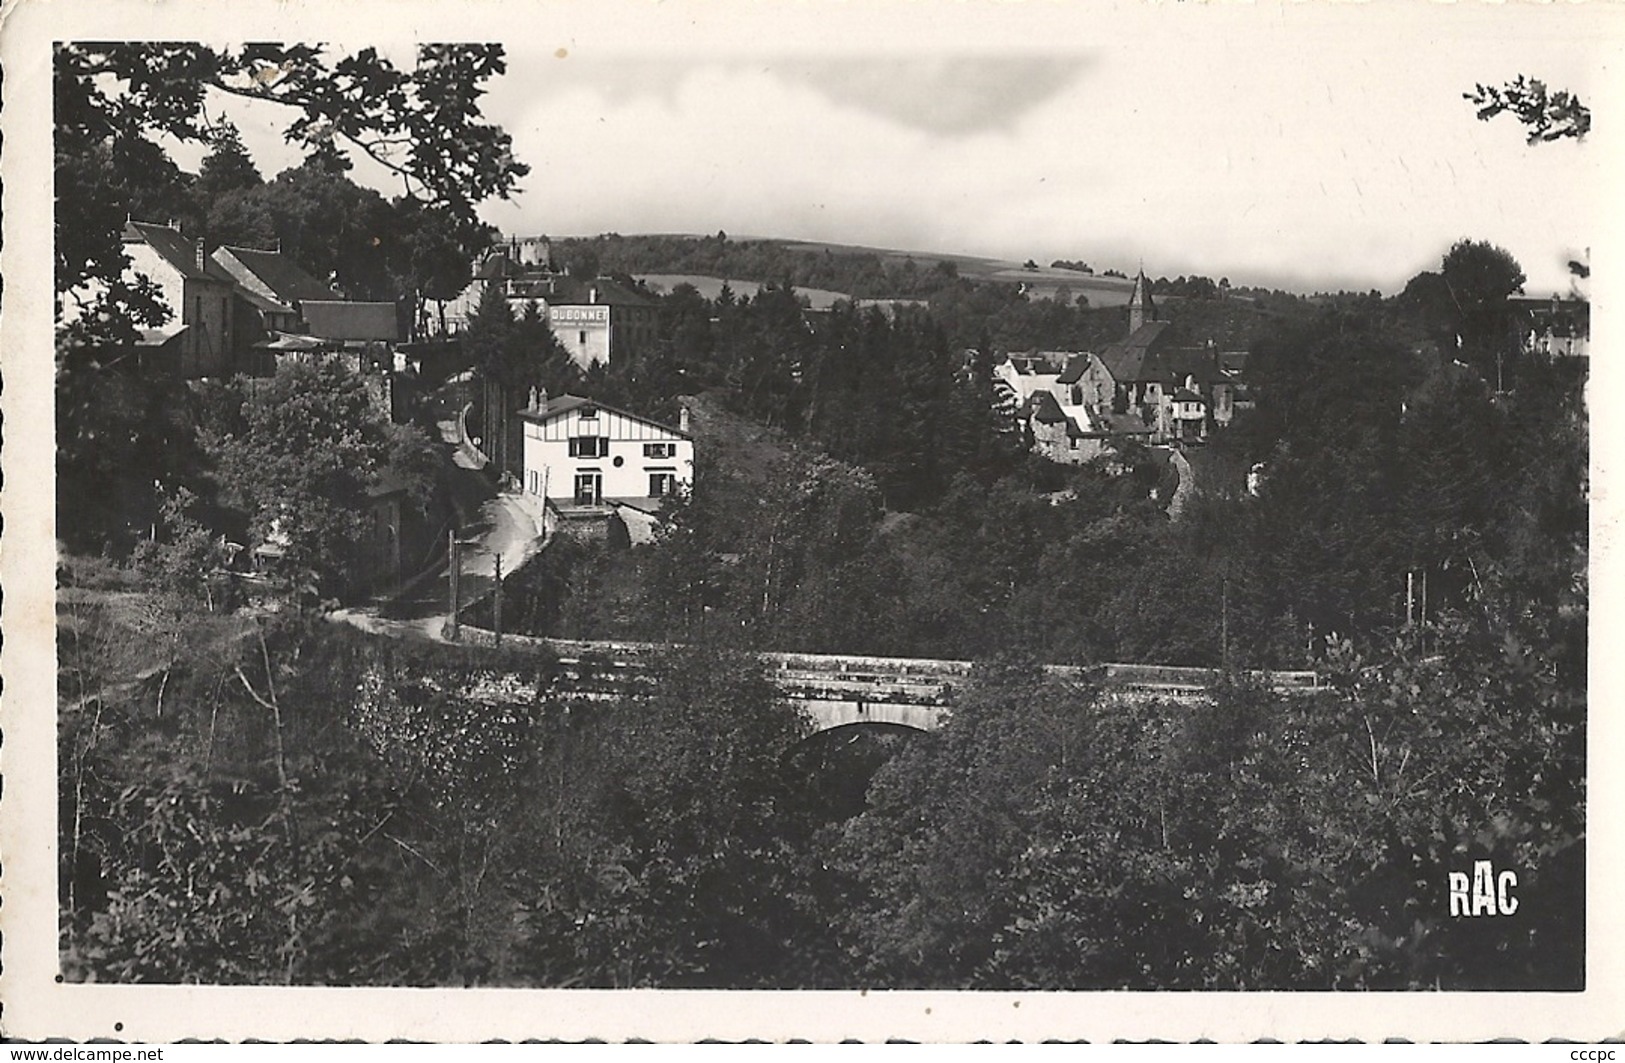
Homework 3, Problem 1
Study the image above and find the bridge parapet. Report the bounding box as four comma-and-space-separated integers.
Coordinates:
446, 629, 1322, 734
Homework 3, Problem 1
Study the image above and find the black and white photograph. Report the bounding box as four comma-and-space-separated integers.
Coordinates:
2, 0, 1622, 1042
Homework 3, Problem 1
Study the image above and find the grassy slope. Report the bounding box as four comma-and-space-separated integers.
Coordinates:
636, 274, 852, 310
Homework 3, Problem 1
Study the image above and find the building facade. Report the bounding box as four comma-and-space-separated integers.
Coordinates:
439, 239, 660, 370
123, 221, 241, 376
518, 393, 694, 542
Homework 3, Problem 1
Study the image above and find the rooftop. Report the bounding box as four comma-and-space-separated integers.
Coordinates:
300, 301, 402, 343
124, 221, 238, 285
546, 276, 659, 309
517, 393, 690, 438
215, 245, 342, 304
1025, 390, 1071, 425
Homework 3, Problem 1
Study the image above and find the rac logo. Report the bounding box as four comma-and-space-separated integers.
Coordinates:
1448, 859, 1518, 917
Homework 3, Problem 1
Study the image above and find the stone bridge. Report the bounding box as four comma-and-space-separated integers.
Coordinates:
475, 633, 1322, 734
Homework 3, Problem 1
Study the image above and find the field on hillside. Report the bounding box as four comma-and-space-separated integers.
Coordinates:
636, 274, 851, 309
774, 239, 1139, 304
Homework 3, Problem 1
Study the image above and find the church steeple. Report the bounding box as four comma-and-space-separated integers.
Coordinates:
1128, 268, 1155, 334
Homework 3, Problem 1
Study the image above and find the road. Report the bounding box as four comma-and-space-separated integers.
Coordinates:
332, 392, 550, 640
1167, 447, 1196, 521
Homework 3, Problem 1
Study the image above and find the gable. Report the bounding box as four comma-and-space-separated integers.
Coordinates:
216, 246, 340, 305
125, 221, 236, 285
519, 395, 689, 440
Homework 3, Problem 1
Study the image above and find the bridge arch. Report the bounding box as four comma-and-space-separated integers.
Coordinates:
792, 697, 948, 735
782, 720, 928, 822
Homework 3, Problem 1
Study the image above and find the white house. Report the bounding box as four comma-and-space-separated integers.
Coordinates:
518, 392, 694, 543
437, 242, 659, 370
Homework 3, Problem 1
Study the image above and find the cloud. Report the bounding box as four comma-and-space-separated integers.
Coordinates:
767, 55, 1093, 136
498, 51, 1092, 138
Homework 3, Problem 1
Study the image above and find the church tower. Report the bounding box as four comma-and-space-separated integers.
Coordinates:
1127, 269, 1156, 334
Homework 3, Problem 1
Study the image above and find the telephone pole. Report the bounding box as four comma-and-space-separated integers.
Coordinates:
447, 529, 461, 641
493, 552, 503, 647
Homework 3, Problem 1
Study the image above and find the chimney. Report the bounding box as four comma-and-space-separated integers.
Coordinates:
537, 387, 549, 415
678, 403, 691, 434
589, 286, 599, 305
195, 238, 206, 273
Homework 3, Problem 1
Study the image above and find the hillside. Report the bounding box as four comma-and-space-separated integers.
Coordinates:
560, 232, 1144, 305
774, 238, 1140, 305
637, 273, 851, 310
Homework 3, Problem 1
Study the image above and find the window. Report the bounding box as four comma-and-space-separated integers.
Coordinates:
649, 471, 679, 498
574, 471, 602, 505
569, 436, 608, 458
578, 405, 599, 419
579, 330, 588, 346
644, 442, 676, 459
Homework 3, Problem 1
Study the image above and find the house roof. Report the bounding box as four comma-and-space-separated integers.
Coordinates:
473, 269, 658, 310
136, 323, 189, 347
1172, 387, 1204, 403
215, 245, 341, 304
1056, 351, 1095, 385
1148, 347, 1221, 387
1087, 322, 1224, 387
258, 332, 326, 351
1024, 390, 1071, 425
517, 393, 691, 438
608, 496, 667, 515
476, 252, 519, 280
1096, 321, 1175, 382
234, 286, 294, 315
300, 301, 402, 342
546, 276, 658, 309
1096, 411, 1156, 435
124, 221, 238, 284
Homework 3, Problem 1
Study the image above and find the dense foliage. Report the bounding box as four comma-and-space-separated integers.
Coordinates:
61, 586, 1582, 988
55, 42, 524, 347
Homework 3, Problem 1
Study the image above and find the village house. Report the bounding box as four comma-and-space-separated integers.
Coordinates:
543, 277, 660, 371
120, 220, 243, 377
518, 391, 694, 544
212, 244, 343, 336
208, 243, 409, 421
440, 237, 660, 370
996, 272, 1248, 457
1511, 292, 1590, 360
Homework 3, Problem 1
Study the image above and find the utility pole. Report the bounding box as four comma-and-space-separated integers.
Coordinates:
493, 552, 503, 647
448, 529, 461, 641
1405, 571, 1415, 628
1220, 570, 1230, 673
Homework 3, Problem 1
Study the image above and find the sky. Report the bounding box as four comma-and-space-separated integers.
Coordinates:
188, 3, 1617, 295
